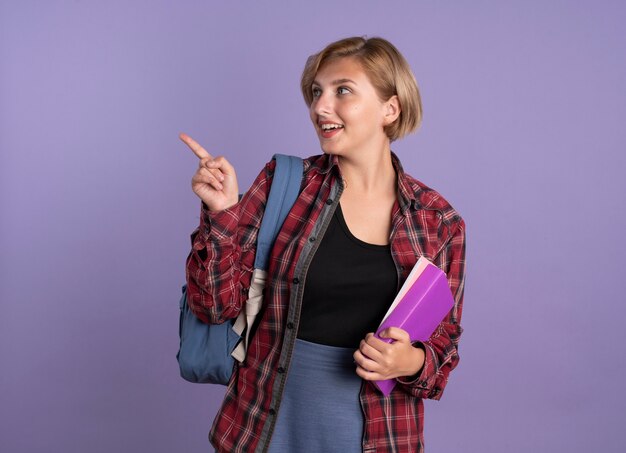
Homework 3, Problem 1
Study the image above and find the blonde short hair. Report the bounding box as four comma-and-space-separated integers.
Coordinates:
301, 36, 422, 142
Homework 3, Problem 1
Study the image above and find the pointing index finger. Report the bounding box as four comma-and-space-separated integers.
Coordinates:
179, 132, 211, 160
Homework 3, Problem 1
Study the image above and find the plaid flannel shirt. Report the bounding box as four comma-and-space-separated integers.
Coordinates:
186, 152, 466, 453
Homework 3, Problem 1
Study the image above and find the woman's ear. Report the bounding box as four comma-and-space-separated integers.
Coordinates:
383, 95, 401, 126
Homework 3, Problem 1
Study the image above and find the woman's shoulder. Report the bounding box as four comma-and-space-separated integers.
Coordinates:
401, 171, 465, 230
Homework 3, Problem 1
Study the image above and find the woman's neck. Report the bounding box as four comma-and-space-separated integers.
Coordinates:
337, 149, 396, 196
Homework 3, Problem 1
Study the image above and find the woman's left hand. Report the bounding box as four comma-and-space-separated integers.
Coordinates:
353, 327, 425, 381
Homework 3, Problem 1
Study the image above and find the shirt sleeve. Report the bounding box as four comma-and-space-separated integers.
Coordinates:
396, 219, 466, 400
185, 162, 273, 324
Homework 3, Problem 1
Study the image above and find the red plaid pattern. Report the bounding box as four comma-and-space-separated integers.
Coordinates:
186, 153, 466, 453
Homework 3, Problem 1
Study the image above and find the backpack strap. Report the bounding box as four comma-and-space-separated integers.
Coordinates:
254, 154, 304, 270
231, 154, 303, 362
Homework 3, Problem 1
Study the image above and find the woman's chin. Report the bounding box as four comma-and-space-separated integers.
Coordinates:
319, 145, 342, 156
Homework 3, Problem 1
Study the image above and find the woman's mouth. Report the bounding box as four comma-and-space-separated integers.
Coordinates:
320, 123, 344, 139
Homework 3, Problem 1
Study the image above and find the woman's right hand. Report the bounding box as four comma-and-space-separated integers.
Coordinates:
180, 132, 239, 211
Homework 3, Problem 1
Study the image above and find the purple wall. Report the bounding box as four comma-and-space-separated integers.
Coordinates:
1, 1, 625, 452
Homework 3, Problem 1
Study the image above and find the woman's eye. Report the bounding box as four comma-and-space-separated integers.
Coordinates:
337, 87, 350, 95
312, 87, 321, 98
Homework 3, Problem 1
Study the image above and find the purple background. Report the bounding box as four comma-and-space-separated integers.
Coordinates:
1, 1, 625, 452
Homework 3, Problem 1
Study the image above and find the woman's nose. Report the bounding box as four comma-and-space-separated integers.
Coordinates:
313, 92, 333, 116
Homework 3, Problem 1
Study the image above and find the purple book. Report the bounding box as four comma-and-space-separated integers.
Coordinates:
373, 261, 455, 396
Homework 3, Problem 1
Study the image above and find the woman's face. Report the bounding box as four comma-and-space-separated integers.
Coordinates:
309, 57, 394, 158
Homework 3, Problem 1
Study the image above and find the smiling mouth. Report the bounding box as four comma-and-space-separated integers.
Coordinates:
319, 124, 344, 138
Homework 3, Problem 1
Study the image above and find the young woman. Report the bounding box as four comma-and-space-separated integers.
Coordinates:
181, 36, 466, 453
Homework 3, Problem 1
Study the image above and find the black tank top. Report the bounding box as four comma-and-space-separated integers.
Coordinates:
297, 203, 398, 348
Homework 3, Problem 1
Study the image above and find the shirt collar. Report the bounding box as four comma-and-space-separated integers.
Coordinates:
310, 152, 420, 213
391, 152, 420, 213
